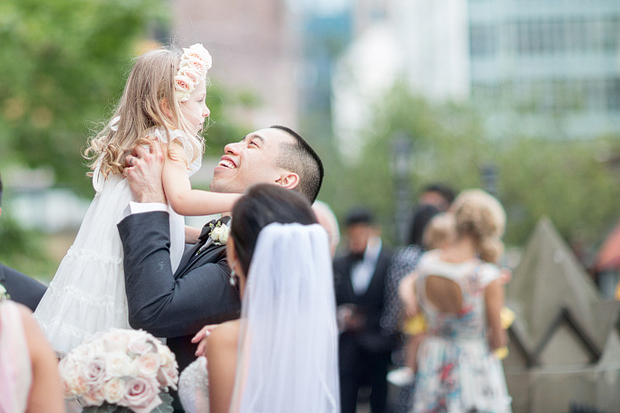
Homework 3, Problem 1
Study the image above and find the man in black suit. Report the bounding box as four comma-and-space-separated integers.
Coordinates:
0, 173, 47, 311
118, 125, 323, 411
334, 208, 394, 413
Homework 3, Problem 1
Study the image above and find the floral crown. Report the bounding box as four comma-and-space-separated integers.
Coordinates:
174, 43, 212, 102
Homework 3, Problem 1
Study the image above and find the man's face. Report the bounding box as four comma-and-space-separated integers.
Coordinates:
420, 190, 449, 212
346, 224, 376, 255
210, 128, 294, 194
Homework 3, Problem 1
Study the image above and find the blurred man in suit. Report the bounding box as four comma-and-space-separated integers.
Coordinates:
334, 208, 394, 413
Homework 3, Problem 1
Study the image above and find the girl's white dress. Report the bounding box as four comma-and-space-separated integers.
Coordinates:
34, 128, 201, 355
411, 250, 512, 413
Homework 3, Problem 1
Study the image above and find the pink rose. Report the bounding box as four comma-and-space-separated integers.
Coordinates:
175, 75, 192, 102
81, 384, 106, 407
181, 68, 200, 84
121, 377, 161, 413
184, 57, 207, 75
83, 356, 106, 385
136, 353, 160, 378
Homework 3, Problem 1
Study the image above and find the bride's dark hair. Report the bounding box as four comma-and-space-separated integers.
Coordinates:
230, 184, 318, 277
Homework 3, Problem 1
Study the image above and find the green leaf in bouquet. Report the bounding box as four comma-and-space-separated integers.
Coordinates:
150, 393, 174, 413
82, 403, 131, 413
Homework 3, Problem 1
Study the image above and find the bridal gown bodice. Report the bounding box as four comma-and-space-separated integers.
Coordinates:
179, 357, 210, 413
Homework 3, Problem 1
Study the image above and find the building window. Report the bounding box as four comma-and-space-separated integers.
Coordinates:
470, 24, 496, 57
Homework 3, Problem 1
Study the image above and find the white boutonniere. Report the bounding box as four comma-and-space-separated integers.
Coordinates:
209, 221, 230, 246
0, 284, 10, 301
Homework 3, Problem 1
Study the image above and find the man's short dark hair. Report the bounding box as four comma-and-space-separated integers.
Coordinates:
423, 183, 455, 206
0, 172, 3, 208
270, 125, 324, 203
344, 207, 375, 228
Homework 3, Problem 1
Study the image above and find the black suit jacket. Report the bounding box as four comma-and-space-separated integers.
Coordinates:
0, 263, 47, 312
333, 245, 394, 354
117, 211, 241, 374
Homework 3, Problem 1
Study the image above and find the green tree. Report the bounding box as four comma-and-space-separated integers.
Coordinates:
323, 83, 490, 244
321, 83, 620, 252
0, 0, 166, 195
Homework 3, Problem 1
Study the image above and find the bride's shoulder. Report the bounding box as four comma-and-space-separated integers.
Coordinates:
207, 320, 239, 349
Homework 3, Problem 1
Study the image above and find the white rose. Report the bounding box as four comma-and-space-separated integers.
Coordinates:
156, 358, 178, 390
128, 336, 156, 356
105, 352, 135, 379
59, 355, 88, 397
157, 344, 175, 369
184, 44, 212, 69
103, 378, 125, 404
219, 226, 230, 244
102, 329, 131, 352
210, 226, 223, 242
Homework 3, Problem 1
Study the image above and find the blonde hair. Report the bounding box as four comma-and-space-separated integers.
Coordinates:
423, 212, 456, 250
451, 189, 506, 263
85, 47, 204, 178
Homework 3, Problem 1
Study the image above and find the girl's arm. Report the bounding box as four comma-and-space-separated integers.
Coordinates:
20, 306, 65, 413
398, 271, 419, 318
161, 141, 241, 216
484, 278, 507, 351
185, 225, 201, 244
206, 321, 239, 413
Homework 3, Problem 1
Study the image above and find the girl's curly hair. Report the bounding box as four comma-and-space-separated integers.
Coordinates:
451, 189, 506, 263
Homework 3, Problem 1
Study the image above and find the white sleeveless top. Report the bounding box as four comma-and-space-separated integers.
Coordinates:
0, 300, 32, 413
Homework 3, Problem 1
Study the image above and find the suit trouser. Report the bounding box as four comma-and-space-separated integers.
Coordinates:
339, 337, 391, 413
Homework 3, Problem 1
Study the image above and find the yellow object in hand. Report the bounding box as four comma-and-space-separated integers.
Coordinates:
494, 346, 509, 359
500, 307, 515, 330
403, 313, 427, 335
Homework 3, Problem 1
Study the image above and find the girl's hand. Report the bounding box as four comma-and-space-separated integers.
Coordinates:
192, 324, 220, 357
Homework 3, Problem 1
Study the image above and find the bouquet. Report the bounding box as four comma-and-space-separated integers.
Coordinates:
59, 328, 179, 413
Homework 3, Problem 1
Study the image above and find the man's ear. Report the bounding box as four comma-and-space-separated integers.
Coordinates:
0, 207, 2, 218
276, 172, 300, 190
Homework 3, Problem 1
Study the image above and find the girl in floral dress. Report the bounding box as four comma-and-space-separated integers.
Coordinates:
410, 189, 512, 413
34, 44, 240, 355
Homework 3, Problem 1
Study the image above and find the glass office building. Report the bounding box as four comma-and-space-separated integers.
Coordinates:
469, 0, 620, 138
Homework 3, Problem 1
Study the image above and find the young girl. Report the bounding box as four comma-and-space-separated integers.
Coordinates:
388, 212, 456, 387
34, 44, 240, 355
407, 189, 512, 412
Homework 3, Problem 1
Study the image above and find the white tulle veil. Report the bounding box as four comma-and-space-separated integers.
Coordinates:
228, 223, 340, 413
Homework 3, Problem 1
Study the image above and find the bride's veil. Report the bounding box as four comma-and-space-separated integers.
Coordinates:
228, 223, 340, 413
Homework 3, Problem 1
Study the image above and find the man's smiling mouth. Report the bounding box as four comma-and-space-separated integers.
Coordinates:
218, 159, 236, 169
